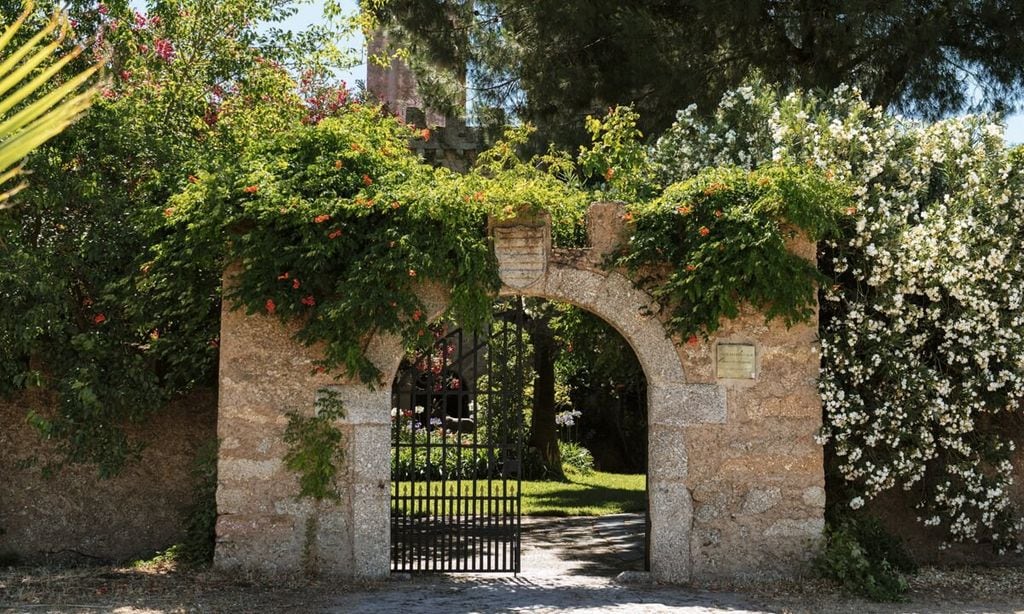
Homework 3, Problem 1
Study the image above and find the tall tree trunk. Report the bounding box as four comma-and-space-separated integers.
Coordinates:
528, 319, 563, 479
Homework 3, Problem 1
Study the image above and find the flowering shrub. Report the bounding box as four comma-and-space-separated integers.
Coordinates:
654, 81, 1024, 548
1, 0, 313, 475
617, 164, 847, 340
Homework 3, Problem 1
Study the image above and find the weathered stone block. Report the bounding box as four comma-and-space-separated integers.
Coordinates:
586, 201, 628, 258
741, 487, 783, 515
648, 383, 726, 426
349, 424, 391, 484
350, 482, 391, 579
647, 424, 689, 483
648, 481, 693, 583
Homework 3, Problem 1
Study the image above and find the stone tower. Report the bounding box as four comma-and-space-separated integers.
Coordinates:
366, 31, 481, 172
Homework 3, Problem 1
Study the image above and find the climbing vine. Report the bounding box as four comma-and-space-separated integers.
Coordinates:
283, 390, 347, 501
617, 164, 847, 340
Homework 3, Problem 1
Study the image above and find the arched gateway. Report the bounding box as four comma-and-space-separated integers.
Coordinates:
214, 203, 825, 583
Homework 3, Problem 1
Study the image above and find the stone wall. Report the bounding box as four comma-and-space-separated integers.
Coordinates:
0, 390, 215, 564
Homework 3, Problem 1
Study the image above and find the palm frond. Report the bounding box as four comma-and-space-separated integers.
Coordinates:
0, 1, 100, 209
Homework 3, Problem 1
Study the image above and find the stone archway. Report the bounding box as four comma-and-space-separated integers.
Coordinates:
214, 202, 825, 584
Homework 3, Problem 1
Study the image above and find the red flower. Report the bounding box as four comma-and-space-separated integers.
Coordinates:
93, 313, 106, 324
699, 226, 710, 237
604, 167, 615, 181
686, 264, 697, 272
412, 309, 422, 322
687, 335, 699, 346
265, 299, 276, 314
677, 205, 692, 215
277, 272, 290, 280
390, 201, 400, 209
713, 209, 723, 218
334, 159, 343, 170
408, 269, 417, 277
292, 279, 301, 290
314, 214, 331, 224
301, 295, 316, 307
421, 128, 431, 141
153, 38, 175, 61
243, 185, 259, 194
362, 174, 373, 186
163, 207, 175, 218
621, 212, 634, 222
120, 70, 132, 81
328, 229, 342, 239
188, 175, 198, 184
313, 365, 326, 374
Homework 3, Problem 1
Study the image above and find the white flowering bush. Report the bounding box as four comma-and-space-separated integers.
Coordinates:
654, 81, 1024, 549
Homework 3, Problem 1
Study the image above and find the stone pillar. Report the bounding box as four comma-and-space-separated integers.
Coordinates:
679, 233, 825, 581
215, 293, 335, 576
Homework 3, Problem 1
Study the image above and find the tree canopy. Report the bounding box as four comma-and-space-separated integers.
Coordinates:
372, 0, 1024, 148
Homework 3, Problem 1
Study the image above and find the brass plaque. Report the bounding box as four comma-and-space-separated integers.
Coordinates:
716, 343, 756, 379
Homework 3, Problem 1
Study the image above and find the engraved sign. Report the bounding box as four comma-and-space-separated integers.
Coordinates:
716, 343, 756, 379
493, 223, 549, 289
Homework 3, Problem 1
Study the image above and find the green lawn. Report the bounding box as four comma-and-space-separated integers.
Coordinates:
522, 471, 645, 515
391, 471, 645, 517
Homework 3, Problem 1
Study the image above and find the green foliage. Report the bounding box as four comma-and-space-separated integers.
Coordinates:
557, 440, 593, 476
578, 106, 657, 202
283, 390, 346, 501
0, 0, 354, 475
817, 516, 917, 602
391, 443, 491, 481
170, 105, 500, 382
617, 164, 848, 339
471, 124, 590, 247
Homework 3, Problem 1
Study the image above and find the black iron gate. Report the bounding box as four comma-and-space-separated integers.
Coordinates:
390, 302, 527, 573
